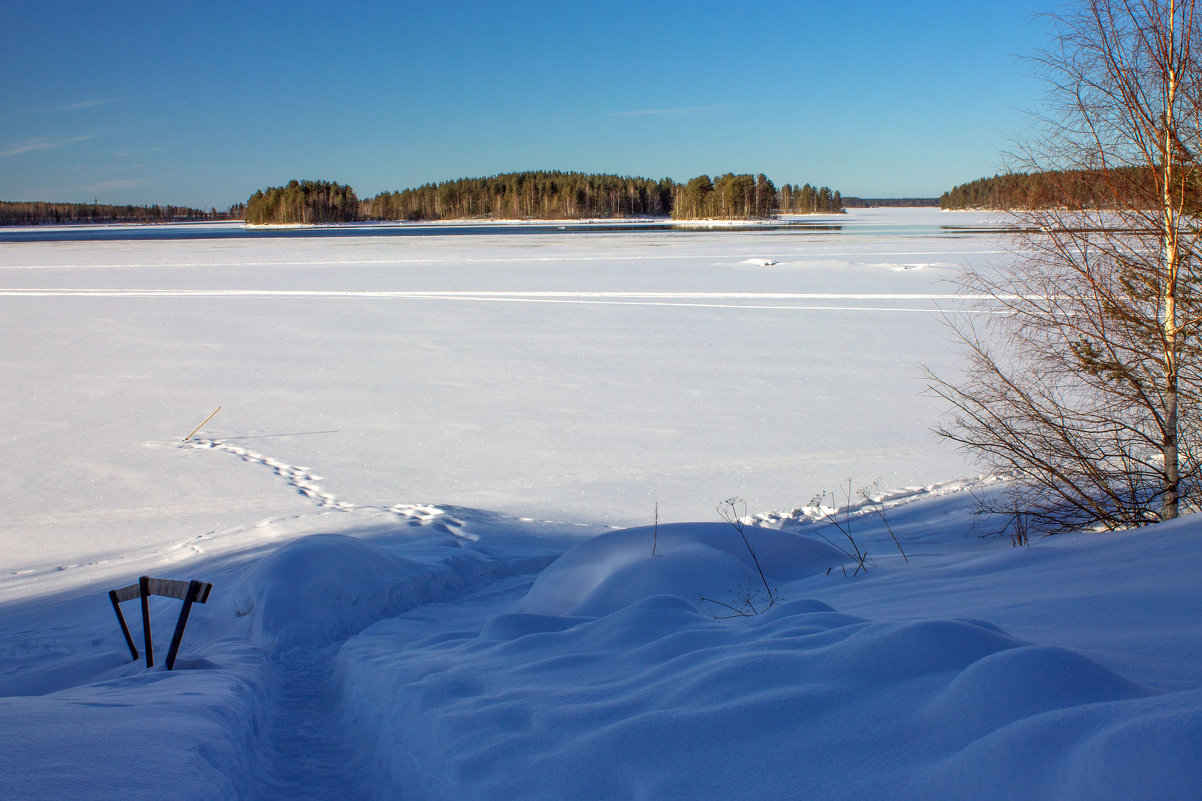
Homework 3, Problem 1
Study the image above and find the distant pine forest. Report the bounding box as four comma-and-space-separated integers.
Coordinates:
2, 172, 966, 227
938, 167, 1189, 210
243, 172, 845, 225
0, 201, 244, 226
841, 197, 938, 208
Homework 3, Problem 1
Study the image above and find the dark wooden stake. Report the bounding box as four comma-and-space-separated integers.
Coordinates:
139, 575, 154, 668
109, 576, 212, 669
165, 580, 201, 671
109, 589, 139, 660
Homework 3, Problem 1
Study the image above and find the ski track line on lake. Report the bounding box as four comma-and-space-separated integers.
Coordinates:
0, 288, 1011, 314
180, 438, 476, 540
0, 288, 1009, 313
0, 248, 1012, 270
381, 296, 1002, 313
0, 288, 978, 299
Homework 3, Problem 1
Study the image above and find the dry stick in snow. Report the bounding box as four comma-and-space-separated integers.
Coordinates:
652, 502, 659, 556
858, 483, 909, 563
183, 406, 222, 441
719, 498, 777, 607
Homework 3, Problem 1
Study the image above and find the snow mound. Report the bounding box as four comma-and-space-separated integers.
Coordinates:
340, 590, 1188, 801
230, 534, 441, 651
741, 257, 778, 266
931, 687, 1202, 801
517, 522, 846, 616
927, 644, 1148, 738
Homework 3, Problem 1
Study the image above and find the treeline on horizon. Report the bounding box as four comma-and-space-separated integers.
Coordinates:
0, 200, 244, 225
244, 172, 845, 225
938, 167, 1190, 209
20, 169, 1170, 225
842, 197, 938, 208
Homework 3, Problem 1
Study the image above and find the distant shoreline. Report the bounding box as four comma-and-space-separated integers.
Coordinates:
1, 213, 857, 231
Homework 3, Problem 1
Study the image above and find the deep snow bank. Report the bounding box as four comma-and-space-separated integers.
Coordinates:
2, 489, 1201, 800
0, 641, 265, 801
337, 510, 1202, 801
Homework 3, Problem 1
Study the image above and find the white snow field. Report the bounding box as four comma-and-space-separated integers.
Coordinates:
1, 208, 1199, 799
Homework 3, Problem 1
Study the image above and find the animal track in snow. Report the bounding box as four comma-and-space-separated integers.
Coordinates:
751, 476, 1000, 529
181, 439, 353, 510
180, 438, 477, 541
389, 504, 477, 540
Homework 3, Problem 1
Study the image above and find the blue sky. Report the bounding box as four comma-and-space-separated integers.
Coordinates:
1, 1, 1053, 208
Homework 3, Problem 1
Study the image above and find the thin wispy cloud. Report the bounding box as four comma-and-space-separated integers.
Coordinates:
0, 135, 96, 158
607, 104, 735, 118
15, 96, 123, 115
56, 97, 118, 112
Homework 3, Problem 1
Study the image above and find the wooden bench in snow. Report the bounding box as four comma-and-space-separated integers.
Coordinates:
108, 576, 212, 670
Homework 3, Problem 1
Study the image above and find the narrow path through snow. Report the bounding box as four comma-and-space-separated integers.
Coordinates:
250, 646, 371, 801
242, 554, 560, 801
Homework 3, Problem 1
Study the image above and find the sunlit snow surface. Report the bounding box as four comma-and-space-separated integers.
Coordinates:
0, 208, 993, 592
2, 209, 1199, 800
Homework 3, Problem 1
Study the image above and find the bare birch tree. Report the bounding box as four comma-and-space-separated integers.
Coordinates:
931, 0, 1202, 534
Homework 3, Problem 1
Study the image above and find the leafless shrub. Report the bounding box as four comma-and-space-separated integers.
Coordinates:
696, 498, 781, 617
931, 0, 1202, 535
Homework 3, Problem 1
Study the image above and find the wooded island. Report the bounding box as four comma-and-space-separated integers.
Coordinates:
243, 172, 845, 225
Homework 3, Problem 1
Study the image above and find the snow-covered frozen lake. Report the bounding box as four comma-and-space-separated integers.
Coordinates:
0, 208, 999, 594
2, 208, 1200, 800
